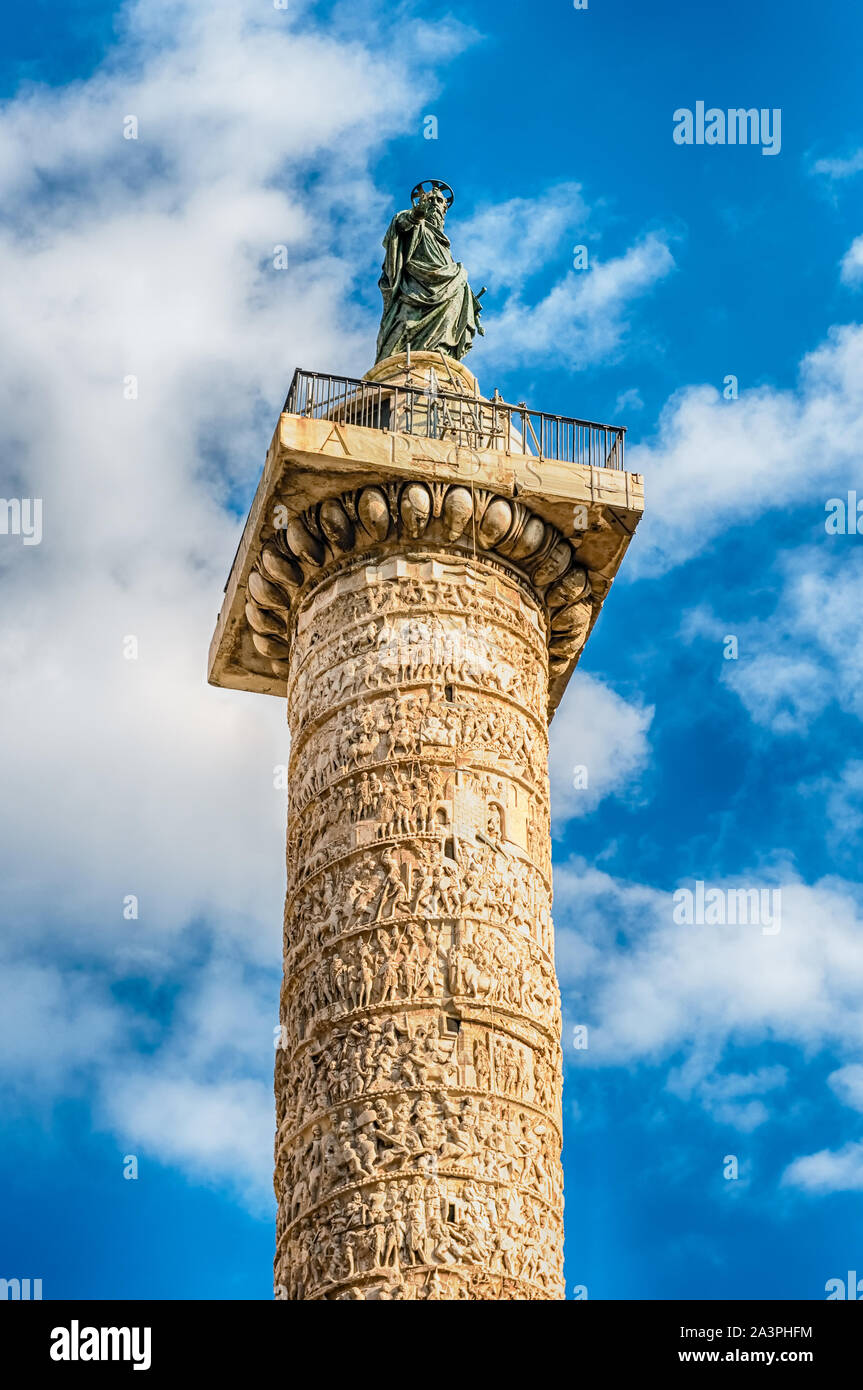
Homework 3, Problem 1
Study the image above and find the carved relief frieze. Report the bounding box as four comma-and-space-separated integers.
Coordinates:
273, 541, 565, 1299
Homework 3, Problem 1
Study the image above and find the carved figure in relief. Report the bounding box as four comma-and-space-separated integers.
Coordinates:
348, 854, 380, 922
375, 848, 409, 920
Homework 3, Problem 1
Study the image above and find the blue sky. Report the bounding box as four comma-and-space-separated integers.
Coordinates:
1, 0, 863, 1299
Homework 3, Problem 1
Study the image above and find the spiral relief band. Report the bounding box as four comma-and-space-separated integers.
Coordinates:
273, 544, 565, 1300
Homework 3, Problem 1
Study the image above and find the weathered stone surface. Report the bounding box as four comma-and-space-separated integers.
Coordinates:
274, 551, 563, 1300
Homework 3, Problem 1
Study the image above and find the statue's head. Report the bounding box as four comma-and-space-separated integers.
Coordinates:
411, 179, 454, 226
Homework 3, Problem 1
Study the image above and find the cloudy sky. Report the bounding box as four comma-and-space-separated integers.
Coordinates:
2, 0, 862, 1298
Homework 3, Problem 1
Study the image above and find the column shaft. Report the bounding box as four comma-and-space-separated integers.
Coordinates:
274, 542, 564, 1300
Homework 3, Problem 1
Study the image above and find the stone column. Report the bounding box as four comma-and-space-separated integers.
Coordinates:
208, 351, 644, 1301
273, 522, 564, 1299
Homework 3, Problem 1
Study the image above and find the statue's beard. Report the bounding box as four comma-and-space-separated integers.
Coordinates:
426, 207, 445, 230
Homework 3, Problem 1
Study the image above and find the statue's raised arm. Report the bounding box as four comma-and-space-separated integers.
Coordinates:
375, 180, 484, 365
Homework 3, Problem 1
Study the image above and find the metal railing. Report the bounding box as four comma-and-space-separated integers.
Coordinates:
283, 368, 626, 471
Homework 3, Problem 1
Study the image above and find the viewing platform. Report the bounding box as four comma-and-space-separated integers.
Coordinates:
209, 350, 644, 715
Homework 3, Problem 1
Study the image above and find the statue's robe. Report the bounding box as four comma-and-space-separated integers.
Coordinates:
375, 209, 483, 364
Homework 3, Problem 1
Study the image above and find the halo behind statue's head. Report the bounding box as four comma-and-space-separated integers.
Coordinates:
411, 180, 454, 211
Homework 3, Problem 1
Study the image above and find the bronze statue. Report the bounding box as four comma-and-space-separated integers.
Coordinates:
375, 180, 485, 364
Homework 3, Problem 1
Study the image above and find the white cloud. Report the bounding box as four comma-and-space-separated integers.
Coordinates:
0, 938, 279, 1202
0, 952, 127, 1094
451, 183, 674, 372
107, 1076, 274, 1205
480, 230, 675, 371
614, 387, 644, 413
828, 1063, 863, 1113
667, 1063, 788, 1132
96, 948, 280, 1203
682, 549, 863, 734
782, 1141, 863, 1194
724, 652, 833, 736
0, 0, 473, 1196
629, 321, 863, 575
840, 234, 863, 285
810, 148, 863, 183
458, 183, 592, 292
820, 762, 863, 842
549, 672, 653, 826
555, 864, 863, 1133
784, 1063, 863, 1194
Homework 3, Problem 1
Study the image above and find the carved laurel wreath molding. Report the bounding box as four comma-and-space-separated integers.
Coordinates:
244, 479, 592, 682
